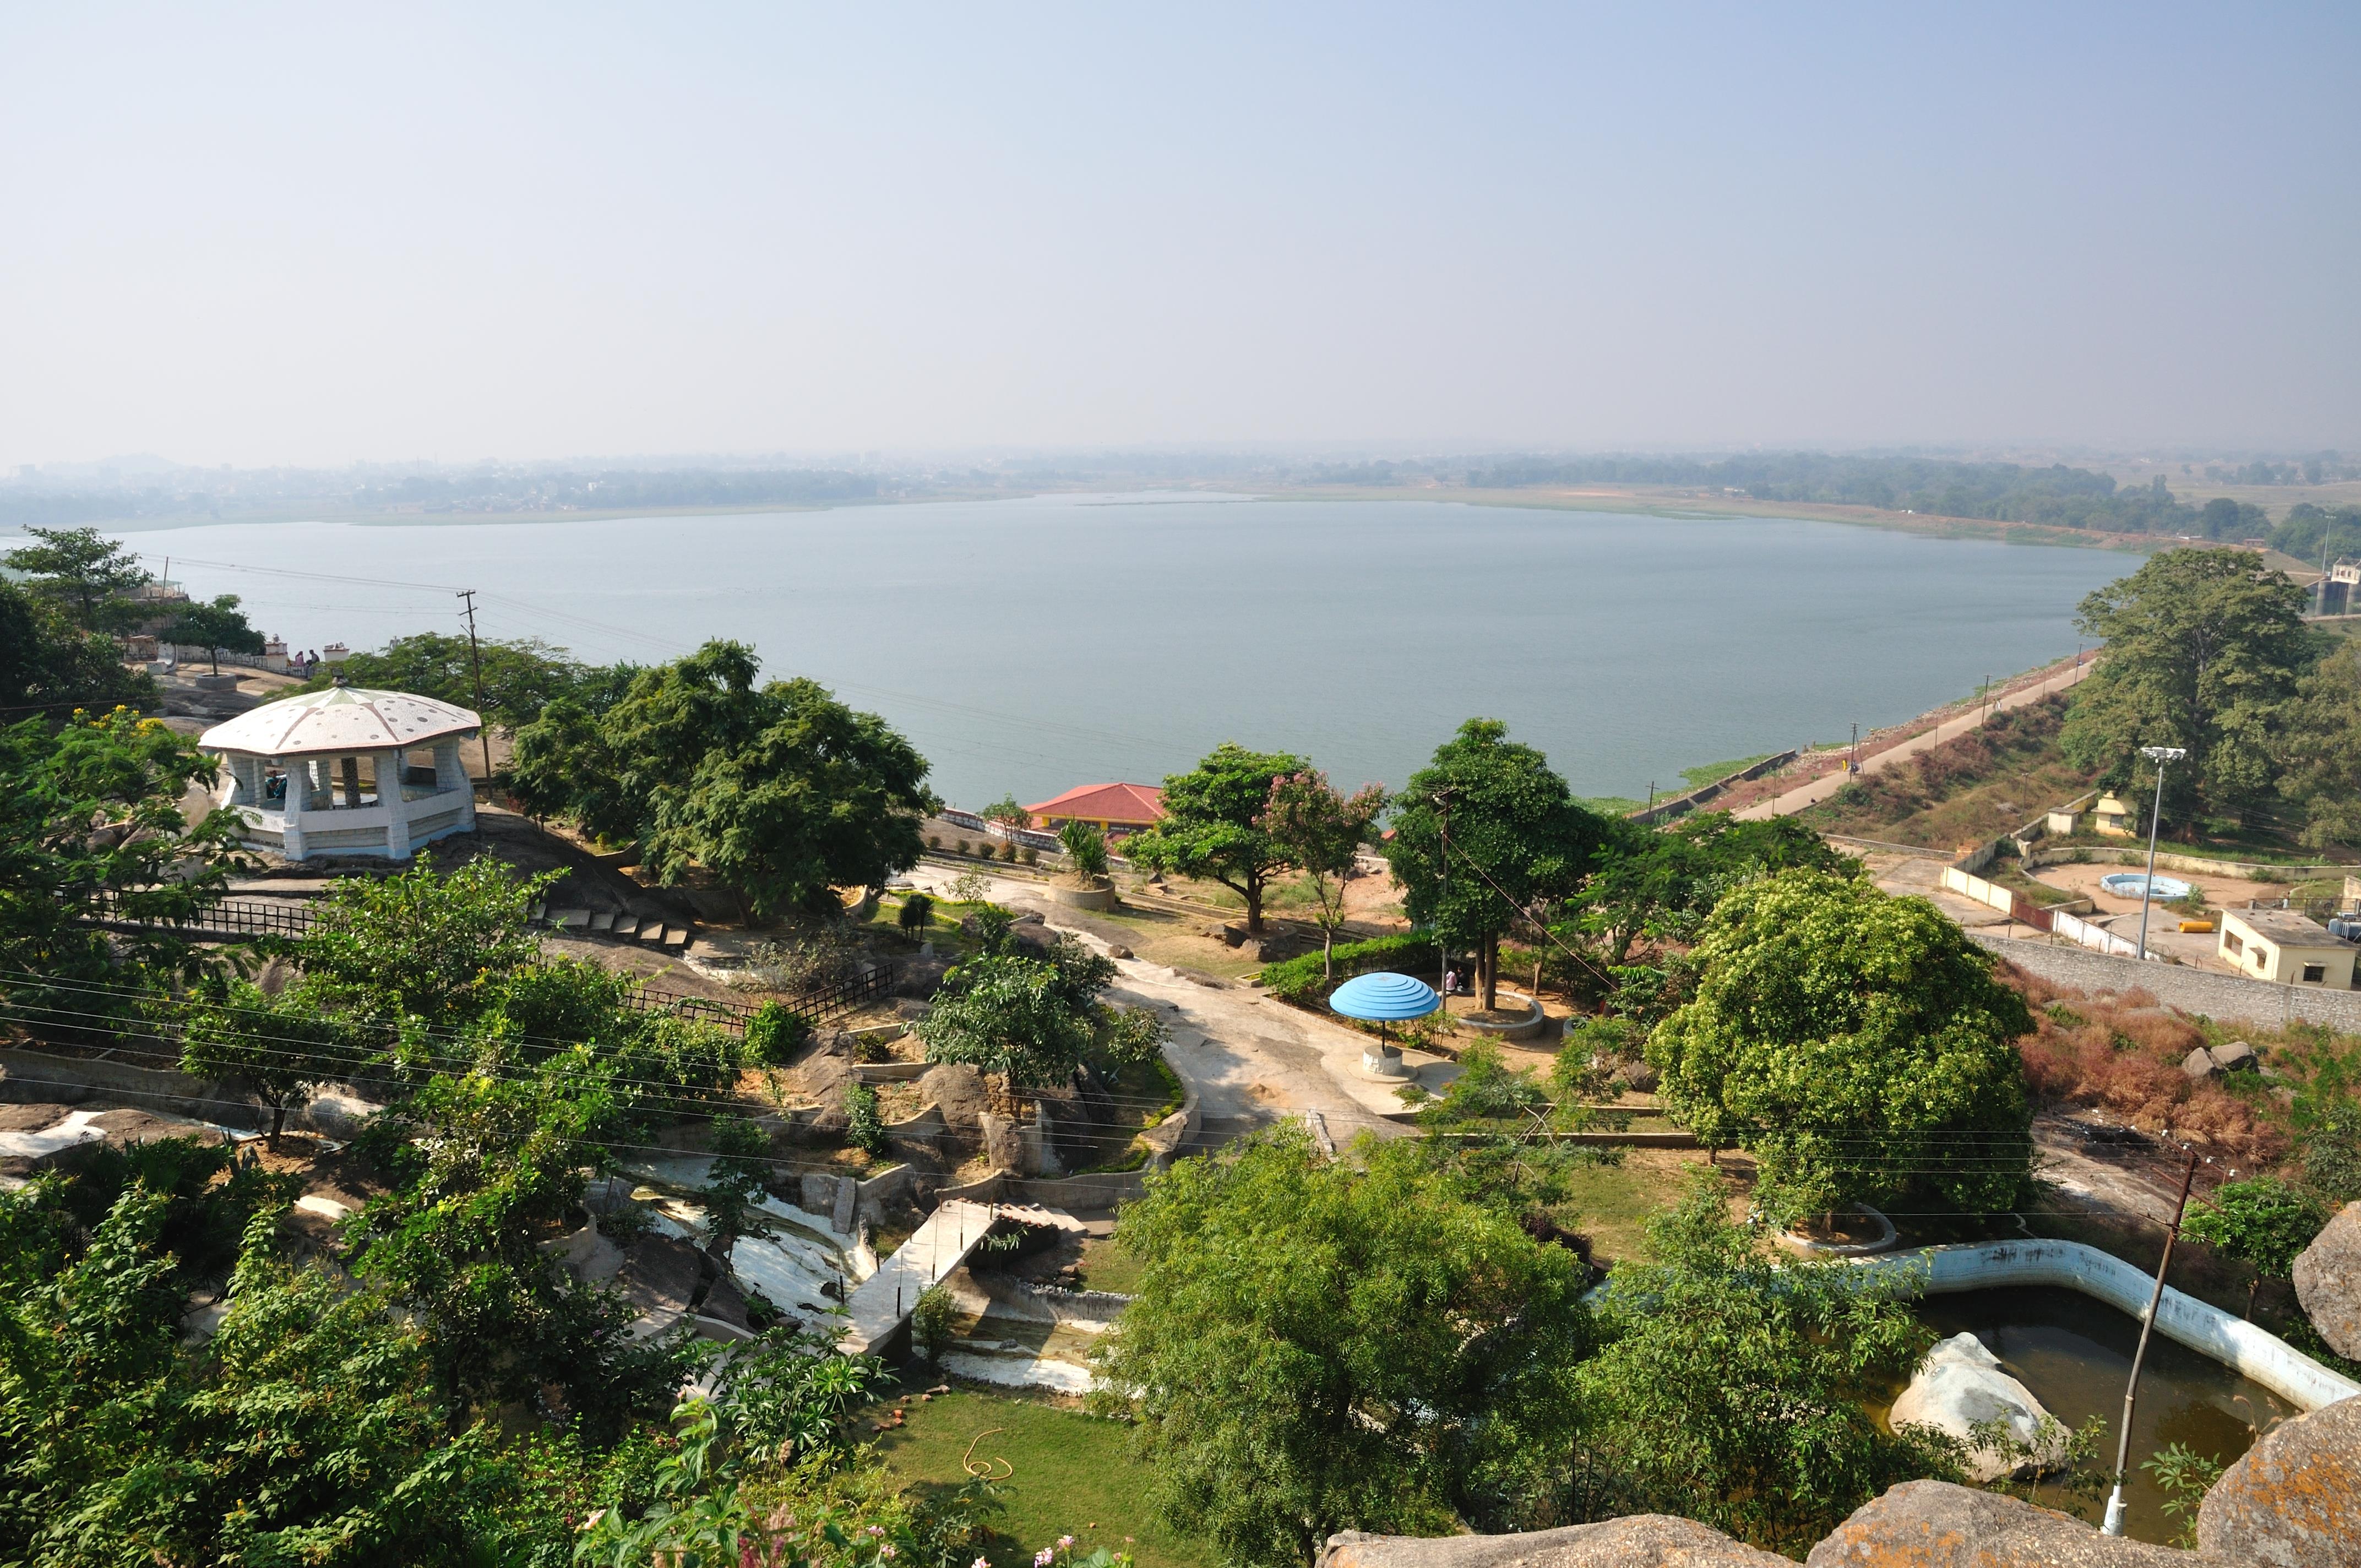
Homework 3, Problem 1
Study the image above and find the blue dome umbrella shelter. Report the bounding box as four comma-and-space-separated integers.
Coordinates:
1329, 971, 1443, 1080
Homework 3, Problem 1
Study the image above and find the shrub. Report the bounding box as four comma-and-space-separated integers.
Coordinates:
896, 891, 934, 936
745, 999, 810, 1065
1058, 819, 1111, 878
997, 841, 1016, 863
926, 834, 940, 850
1259, 930, 1440, 1005
844, 1081, 886, 1157
1018, 845, 1037, 866
953, 838, 969, 855
910, 1283, 955, 1362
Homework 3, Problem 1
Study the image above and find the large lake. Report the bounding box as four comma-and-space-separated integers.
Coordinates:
95, 494, 2134, 809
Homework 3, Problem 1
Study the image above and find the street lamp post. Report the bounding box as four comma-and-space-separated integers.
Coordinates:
2132, 746, 2188, 962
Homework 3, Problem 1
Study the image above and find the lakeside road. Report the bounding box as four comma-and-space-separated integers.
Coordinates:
1733, 656, 2096, 822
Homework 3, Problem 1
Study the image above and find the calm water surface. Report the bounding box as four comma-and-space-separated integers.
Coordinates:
101, 495, 2134, 809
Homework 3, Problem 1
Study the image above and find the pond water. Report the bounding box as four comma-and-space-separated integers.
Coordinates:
89, 495, 2134, 810
1906, 1287, 2292, 1544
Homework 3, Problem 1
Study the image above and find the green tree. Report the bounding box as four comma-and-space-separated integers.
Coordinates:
1649, 869, 2034, 1222
915, 939, 1119, 1101
1569, 1178, 1954, 1554
293, 630, 592, 727
0, 708, 244, 1037
296, 857, 552, 1027
1384, 720, 1608, 1008
2060, 548, 2313, 833
509, 641, 935, 919
160, 592, 264, 675
178, 978, 359, 1141
1569, 811, 1853, 969
1091, 1128, 1592, 1568
1259, 770, 1385, 979
0, 578, 156, 719
2183, 1176, 2327, 1319
344, 1055, 686, 1427
1123, 742, 1311, 934
2272, 644, 2361, 848
699, 1113, 780, 1254
2, 525, 149, 632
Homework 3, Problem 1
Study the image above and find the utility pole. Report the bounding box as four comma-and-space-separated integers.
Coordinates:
2101, 1146, 2202, 1537
2134, 746, 2188, 961
456, 590, 493, 794
1434, 788, 1457, 1005
1849, 723, 1859, 774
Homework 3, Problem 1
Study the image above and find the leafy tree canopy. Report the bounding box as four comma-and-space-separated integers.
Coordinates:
2272, 644, 2361, 849
1384, 719, 1608, 1006
0, 708, 243, 1035
295, 856, 552, 1027
509, 640, 935, 918
1570, 810, 1853, 967
1569, 1179, 1954, 1554
291, 630, 612, 728
1091, 1128, 1592, 1568
1122, 742, 1312, 933
160, 592, 264, 673
0, 578, 157, 719
1259, 770, 1385, 971
2060, 548, 2314, 832
2183, 1175, 2327, 1316
2, 525, 150, 632
915, 935, 1150, 1093
1648, 868, 2033, 1220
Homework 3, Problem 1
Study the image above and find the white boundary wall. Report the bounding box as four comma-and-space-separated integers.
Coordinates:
1851, 1238, 2359, 1413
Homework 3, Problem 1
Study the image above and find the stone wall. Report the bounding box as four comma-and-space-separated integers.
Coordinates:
1974, 933, 2361, 1032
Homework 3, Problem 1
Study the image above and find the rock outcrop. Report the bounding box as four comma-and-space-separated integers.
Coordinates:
1807, 1480, 2189, 1565
2196, 1391, 2361, 1567
920, 1062, 988, 1134
2293, 1202, 2361, 1360
1325, 1516, 1787, 1568
1889, 1333, 2067, 1482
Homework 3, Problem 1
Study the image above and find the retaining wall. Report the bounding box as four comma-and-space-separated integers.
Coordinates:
1974, 933, 2361, 1030
1850, 1238, 2359, 1413
0, 1048, 382, 1137
2025, 843, 2345, 883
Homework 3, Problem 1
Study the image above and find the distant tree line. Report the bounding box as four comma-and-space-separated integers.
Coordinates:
1458, 453, 2281, 536
346, 467, 879, 511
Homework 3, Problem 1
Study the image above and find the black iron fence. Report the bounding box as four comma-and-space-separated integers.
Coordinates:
83, 889, 316, 940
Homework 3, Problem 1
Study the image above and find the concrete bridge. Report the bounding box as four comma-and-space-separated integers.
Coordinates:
838, 1198, 1083, 1355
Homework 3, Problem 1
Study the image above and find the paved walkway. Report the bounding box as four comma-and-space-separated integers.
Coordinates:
839, 1198, 1005, 1353
901, 866, 1430, 1141
1734, 658, 2094, 821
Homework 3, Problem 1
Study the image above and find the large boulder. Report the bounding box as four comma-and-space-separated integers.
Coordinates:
1806, 1479, 2187, 1566
920, 1063, 989, 1134
1324, 1516, 1786, 1568
2196, 1390, 2361, 1566
2293, 1201, 2361, 1360
1889, 1333, 2067, 1482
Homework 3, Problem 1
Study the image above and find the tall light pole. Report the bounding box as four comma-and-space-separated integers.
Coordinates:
2133, 746, 2188, 961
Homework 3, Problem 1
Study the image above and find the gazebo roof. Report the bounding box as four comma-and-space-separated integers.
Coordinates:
1328, 971, 1443, 1022
199, 685, 481, 758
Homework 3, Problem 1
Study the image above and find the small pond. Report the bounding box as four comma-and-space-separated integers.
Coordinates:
2098, 873, 2191, 901
1900, 1287, 2295, 1544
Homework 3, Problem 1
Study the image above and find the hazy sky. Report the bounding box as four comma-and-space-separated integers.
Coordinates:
5, 3, 2357, 468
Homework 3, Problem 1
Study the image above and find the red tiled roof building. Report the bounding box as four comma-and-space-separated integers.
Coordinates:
1024, 781, 1166, 837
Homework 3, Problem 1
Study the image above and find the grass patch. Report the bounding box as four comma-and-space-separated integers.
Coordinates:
1576, 795, 1644, 816
1677, 754, 1775, 790
1544, 1149, 1716, 1267
1073, 1236, 1146, 1295
1799, 695, 2096, 849
872, 1389, 1209, 1568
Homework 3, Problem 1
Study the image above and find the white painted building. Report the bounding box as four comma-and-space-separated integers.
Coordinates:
199, 683, 482, 861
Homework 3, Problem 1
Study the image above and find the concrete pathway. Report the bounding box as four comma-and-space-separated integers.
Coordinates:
901, 865, 1422, 1141
839, 1197, 1004, 1354
1735, 658, 2094, 821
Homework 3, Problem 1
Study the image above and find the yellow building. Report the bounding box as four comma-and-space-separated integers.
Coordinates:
2092, 794, 2137, 836
2218, 908, 2357, 988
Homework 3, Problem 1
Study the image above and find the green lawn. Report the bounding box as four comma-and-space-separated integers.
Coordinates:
872, 1390, 1209, 1568
1678, 754, 1776, 790
1547, 1151, 1713, 1267
1073, 1236, 1146, 1295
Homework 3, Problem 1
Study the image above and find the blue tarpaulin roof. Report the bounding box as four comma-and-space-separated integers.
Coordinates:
1328, 971, 1443, 1021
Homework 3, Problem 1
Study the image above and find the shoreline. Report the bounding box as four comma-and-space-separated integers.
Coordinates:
33, 483, 2172, 556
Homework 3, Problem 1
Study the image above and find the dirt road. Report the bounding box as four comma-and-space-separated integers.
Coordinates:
1734, 657, 2095, 821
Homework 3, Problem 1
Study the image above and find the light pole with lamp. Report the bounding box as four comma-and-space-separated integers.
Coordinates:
2132, 746, 2188, 962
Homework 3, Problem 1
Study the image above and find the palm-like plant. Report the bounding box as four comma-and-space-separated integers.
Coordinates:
1058, 819, 1111, 879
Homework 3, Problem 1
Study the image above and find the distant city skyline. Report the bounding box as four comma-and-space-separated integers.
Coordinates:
5, 3, 2357, 467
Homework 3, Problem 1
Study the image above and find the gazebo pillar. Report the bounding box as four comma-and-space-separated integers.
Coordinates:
432, 739, 477, 831
378, 748, 415, 859
281, 769, 309, 860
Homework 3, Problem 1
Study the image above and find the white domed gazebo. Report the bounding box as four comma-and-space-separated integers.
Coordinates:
199, 683, 483, 861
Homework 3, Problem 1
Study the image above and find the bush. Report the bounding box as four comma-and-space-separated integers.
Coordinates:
997, 841, 1017, 863
1018, 845, 1037, 866
746, 1000, 810, 1065
953, 838, 969, 855
896, 891, 934, 936
1259, 930, 1440, 1004
926, 834, 940, 850
845, 1081, 886, 1157
1059, 819, 1111, 878
910, 1283, 955, 1362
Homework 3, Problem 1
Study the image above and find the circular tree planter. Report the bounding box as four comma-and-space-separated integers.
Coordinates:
1049, 879, 1117, 911
1451, 990, 1549, 1044
1361, 1044, 1412, 1080
1779, 1204, 1899, 1257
